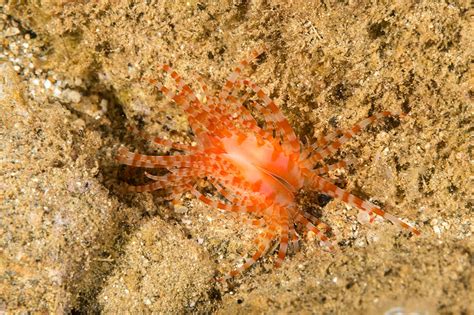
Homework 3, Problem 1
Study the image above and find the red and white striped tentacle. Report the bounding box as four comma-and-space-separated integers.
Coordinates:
300, 210, 332, 235
116, 147, 199, 168
241, 79, 300, 154
274, 205, 290, 267
305, 171, 420, 235
125, 175, 196, 193
294, 213, 335, 250
305, 111, 401, 165
190, 186, 267, 216
220, 226, 276, 281
219, 45, 267, 102
312, 158, 356, 175
126, 125, 196, 152
208, 178, 270, 213
159, 65, 231, 143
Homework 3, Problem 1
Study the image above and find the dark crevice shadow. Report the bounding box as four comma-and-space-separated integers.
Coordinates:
58, 68, 165, 313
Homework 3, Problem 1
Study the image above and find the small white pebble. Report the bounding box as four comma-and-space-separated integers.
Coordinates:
100, 99, 108, 112
174, 205, 187, 214
53, 87, 62, 97
384, 306, 405, 315
13, 65, 20, 72
44, 79, 52, 89
62, 89, 82, 103
32, 78, 40, 86
355, 238, 366, 248
144, 298, 151, 305
357, 210, 371, 224
4, 27, 20, 37
366, 231, 380, 244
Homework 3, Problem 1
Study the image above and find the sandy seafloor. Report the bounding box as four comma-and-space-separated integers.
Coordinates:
1, 1, 472, 314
